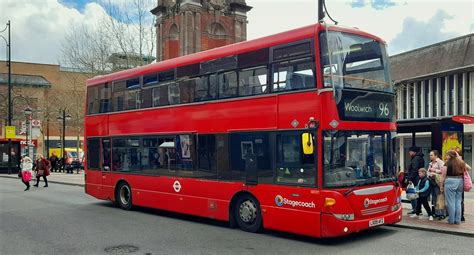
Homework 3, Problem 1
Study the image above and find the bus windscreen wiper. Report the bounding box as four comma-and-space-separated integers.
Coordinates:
344, 177, 378, 197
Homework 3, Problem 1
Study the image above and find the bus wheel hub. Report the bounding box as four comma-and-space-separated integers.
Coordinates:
239, 200, 257, 223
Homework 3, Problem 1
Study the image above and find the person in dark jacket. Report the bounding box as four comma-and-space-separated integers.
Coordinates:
411, 168, 434, 220
407, 146, 425, 215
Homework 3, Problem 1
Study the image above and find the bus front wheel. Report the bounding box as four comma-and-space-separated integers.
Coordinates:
234, 195, 262, 233
115, 182, 133, 210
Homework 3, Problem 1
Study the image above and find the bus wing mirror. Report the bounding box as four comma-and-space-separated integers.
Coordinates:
302, 133, 314, 155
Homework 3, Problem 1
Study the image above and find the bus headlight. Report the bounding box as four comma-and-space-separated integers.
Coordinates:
391, 204, 400, 211
334, 214, 354, 221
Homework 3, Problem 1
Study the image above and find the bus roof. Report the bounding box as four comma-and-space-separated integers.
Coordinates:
86, 23, 385, 87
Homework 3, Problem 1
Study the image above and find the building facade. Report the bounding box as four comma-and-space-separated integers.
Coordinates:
0, 61, 90, 164
151, 0, 252, 61
390, 33, 474, 174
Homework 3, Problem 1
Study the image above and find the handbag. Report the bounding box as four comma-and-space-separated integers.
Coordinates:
18, 170, 22, 178
436, 193, 446, 210
22, 171, 32, 182
464, 170, 472, 192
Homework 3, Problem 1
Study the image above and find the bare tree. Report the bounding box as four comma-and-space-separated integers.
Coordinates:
60, 0, 156, 75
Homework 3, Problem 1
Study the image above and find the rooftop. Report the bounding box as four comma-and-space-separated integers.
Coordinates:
0, 73, 51, 88
389, 33, 474, 84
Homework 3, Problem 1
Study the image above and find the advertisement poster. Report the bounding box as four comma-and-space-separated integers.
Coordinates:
441, 124, 463, 160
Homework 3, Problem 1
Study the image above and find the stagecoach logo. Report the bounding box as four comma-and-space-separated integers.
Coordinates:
173, 180, 181, 192
364, 197, 388, 208
275, 195, 315, 208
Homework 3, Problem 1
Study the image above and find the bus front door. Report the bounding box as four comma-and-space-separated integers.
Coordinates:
101, 138, 113, 199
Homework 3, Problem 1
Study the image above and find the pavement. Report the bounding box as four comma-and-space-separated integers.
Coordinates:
0, 171, 85, 187
1, 172, 473, 238
1, 177, 473, 255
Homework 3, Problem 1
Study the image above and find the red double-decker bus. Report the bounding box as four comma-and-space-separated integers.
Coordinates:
84, 23, 402, 238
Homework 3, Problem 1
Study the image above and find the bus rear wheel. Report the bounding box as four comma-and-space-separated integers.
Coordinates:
116, 182, 133, 210
234, 195, 262, 233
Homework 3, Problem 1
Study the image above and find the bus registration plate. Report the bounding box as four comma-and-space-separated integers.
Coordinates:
369, 218, 384, 227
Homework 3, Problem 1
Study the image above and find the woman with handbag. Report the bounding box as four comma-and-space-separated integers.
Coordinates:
20, 156, 33, 191
440, 150, 464, 224
453, 147, 471, 222
428, 150, 445, 219
33, 154, 50, 188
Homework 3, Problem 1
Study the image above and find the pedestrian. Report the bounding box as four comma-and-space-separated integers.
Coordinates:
411, 168, 434, 220
49, 153, 59, 172
20, 156, 33, 191
428, 150, 445, 219
440, 150, 465, 224
453, 148, 470, 222
33, 154, 50, 188
406, 146, 425, 215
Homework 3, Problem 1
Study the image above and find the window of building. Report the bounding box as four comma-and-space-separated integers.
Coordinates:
441, 78, 446, 116
194, 74, 217, 102
276, 132, 316, 186
416, 82, 421, 118
87, 86, 99, 115
458, 74, 464, 115
448, 75, 454, 115
87, 138, 100, 170
432, 79, 438, 117
239, 66, 268, 96
401, 86, 407, 119
219, 71, 238, 99
467, 74, 471, 114
409, 84, 414, 119
272, 58, 315, 92
424, 81, 429, 117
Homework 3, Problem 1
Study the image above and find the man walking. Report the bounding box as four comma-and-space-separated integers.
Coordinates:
49, 153, 59, 172
407, 146, 425, 215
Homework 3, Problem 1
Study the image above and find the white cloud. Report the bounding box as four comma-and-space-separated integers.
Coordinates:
247, 0, 473, 55
0, 0, 472, 64
0, 0, 107, 64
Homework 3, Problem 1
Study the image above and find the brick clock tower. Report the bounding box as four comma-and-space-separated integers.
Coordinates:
151, 0, 252, 62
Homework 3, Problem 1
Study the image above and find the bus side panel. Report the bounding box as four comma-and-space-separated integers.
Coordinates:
277, 91, 319, 129
85, 169, 108, 200
114, 174, 243, 221
107, 96, 278, 135
249, 185, 321, 238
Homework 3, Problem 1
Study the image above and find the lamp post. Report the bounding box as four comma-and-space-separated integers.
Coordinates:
57, 109, 71, 172
23, 107, 33, 159
1, 21, 12, 174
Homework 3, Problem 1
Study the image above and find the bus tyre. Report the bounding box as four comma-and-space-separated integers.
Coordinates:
234, 195, 262, 233
116, 182, 133, 210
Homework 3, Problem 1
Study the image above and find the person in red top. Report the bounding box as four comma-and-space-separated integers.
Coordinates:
33, 154, 50, 188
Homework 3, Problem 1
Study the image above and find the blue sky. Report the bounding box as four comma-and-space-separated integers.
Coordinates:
0, 0, 472, 64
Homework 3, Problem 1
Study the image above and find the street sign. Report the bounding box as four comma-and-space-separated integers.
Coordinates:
5, 126, 16, 139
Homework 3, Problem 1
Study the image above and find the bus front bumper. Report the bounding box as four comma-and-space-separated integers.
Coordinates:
320, 206, 403, 237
